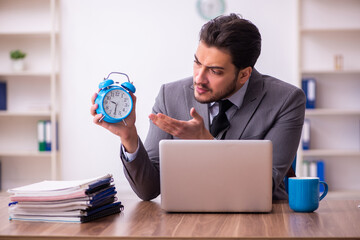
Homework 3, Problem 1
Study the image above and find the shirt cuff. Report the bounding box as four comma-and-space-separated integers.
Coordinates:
121, 138, 140, 162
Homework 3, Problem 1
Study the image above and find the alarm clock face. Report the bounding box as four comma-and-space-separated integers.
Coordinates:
103, 88, 132, 119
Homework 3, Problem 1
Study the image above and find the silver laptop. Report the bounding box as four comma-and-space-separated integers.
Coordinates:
159, 140, 273, 212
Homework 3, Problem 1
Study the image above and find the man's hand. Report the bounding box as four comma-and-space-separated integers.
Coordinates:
148, 107, 213, 140
90, 92, 138, 153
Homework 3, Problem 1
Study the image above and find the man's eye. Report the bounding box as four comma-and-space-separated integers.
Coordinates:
211, 69, 222, 75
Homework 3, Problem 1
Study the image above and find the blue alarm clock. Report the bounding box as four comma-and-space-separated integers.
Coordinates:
95, 72, 136, 124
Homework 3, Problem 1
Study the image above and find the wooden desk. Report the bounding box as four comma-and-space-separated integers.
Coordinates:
0, 195, 359, 239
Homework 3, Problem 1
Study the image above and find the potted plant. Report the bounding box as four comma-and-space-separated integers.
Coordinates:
10, 49, 27, 72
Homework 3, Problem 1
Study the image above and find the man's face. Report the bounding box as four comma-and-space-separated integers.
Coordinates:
193, 41, 241, 103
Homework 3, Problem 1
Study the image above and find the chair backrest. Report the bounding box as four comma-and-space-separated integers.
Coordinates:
284, 156, 297, 193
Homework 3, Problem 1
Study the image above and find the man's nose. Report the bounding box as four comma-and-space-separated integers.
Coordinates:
194, 68, 208, 85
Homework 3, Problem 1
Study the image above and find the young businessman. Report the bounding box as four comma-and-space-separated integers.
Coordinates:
91, 13, 306, 201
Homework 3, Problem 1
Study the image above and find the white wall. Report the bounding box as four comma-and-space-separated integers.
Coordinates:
59, 0, 298, 196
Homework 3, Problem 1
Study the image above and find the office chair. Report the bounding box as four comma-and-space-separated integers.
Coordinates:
284, 156, 297, 193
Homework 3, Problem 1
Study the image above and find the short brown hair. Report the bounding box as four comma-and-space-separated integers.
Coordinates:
199, 13, 261, 70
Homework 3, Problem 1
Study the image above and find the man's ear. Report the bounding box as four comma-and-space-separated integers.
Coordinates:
238, 67, 252, 85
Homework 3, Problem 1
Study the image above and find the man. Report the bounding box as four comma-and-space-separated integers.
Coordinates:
91, 13, 306, 201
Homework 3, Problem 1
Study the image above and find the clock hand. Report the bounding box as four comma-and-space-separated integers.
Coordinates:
114, 104, 118, 116
110, 101, 119, 115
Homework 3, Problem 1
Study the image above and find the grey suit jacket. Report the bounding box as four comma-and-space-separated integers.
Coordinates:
121, 69, 306, 200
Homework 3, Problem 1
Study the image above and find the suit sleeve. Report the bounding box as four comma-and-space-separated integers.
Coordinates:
120, 84, 172, 201
264, 87, 306, 199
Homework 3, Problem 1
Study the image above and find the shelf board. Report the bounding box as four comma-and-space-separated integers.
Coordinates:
0, 111, 51, 117
0, 31, 58, 37
302, 149, 360, 157
301, 70, 360, 75
0, 150, 52, 157
326, 190, 360, 200
301, 28, 360, 33
0, 72, 54, 77
305, 109, 360, 116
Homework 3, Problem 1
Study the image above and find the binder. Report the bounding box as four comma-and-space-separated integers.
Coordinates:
0, 81, 6, 110
317, 161, 325, 192
302, 160, 309, 177
309, 161, 317, 177
302, 78, 316, 109
80, 201, 123, 223
45, 120, 51, 151
303, 160, 326, 193
37, 121, 46, 151
302, 119, 310, 150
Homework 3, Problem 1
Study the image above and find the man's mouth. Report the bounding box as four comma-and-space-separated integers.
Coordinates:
194, 84, 210, 94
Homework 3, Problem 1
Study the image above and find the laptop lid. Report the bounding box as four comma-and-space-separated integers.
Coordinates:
159, 140, 273, 212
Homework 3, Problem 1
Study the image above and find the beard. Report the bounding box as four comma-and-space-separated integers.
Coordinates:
193, 74, 239, 104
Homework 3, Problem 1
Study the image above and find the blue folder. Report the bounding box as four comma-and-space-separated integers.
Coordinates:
302, 78, 316, 109
317, 161, 325, 193
0, 82, 6, 110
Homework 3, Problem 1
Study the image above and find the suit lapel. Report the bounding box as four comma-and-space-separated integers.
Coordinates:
180, 70, 265, 137
226, 69, 266, 139
183, 82, 210, 130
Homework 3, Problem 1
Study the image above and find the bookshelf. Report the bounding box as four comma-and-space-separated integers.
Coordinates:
297, 0, 360, 197
0, 0, 60, 191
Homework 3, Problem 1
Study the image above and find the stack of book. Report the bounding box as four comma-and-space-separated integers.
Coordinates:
8, 174, 123, 223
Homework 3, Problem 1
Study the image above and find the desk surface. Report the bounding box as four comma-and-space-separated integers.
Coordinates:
0, 194, 360, 240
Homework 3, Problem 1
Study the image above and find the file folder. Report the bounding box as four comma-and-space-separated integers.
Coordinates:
317, 161, 325, 192
0, 81, 6, 110
302, 119, 310, 150
37, 121, 46, 151
45, 120, 51, 151
302, 78, 316, 109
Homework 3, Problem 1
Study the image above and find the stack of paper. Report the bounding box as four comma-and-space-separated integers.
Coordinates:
8, 174, 124, 223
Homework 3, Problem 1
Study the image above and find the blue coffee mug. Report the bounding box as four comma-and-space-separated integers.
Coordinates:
288, 177, 328, 212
